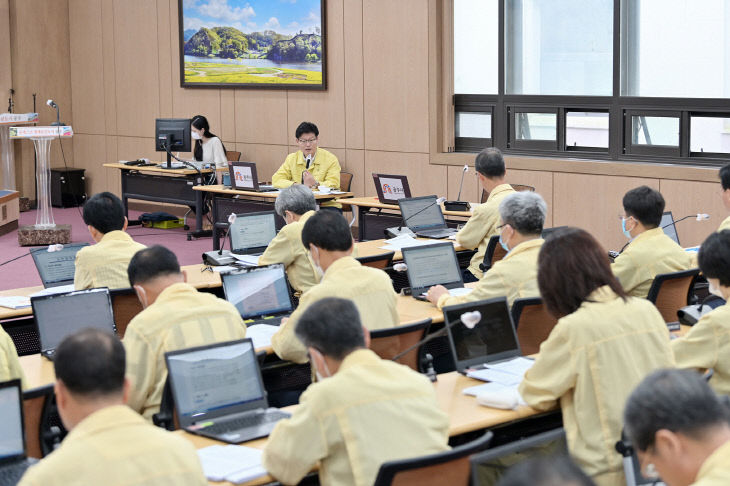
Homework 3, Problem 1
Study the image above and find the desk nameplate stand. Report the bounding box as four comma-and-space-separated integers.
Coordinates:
10, 125, 73, 245
0, 113, 38, 211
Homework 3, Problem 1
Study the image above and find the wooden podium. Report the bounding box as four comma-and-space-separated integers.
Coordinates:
0, 113, 38, 192
9, 125, 73, 245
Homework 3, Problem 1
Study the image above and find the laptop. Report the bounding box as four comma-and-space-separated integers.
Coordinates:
228, 162, 276, 192
30, 243, 89, 288
401, 242, 465, 300
221, 264, 294, 326
398, 195, 457, 239
229, 211, 277, 256
165, 339, 290, 444
661, 211, 680, 245
31, 288, 117, 360
443, 297, 523, 374
373, 173, 412, 204
0, 379, 38, 485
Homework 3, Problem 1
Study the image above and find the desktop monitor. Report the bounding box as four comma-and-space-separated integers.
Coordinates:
155, 118, 191, 169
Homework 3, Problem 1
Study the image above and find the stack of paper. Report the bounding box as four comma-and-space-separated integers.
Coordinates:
197, 445, 268, 484
0, 296, 31, 310
29, 284, 76, 298
230, 254, 260, 267
465, 357, 535, 385
379, 234, 437, 251
246, 324, 279, 349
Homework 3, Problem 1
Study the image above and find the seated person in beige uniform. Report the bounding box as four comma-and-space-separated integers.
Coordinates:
0, 326, 26, 389
623, 369, 730, 486
123, 246, 247, 420
455, 148, 516, 283
671, 230, 730, 396
271, 211, 399, 363
263, 298, 449, 486
612, 186, 692, 298
519, 228, 674, 486
18, 329, 206, 486
258, 184, 320, 295
74, 192, 145, 290
718, 164, 730, 232
427, 191, 546, 309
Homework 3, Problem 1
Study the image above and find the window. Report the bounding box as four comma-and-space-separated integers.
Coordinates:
455, 112, 492, 139
631, 116, 680, 147
514, 112, 556, 141
454, 0, 499, 94
566, 111, 609, 150
690, 115, 730, 155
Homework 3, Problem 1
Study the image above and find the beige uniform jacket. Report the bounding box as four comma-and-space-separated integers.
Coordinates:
262, 349, 450, 486
258, 210, 320, 294
518, 286, 674, 485
74, 230, 146, 290
672, 301, 730, 395
611, 227, 693, 298
437, 238, 543, 309
272, 149, 341, 208
692, 440, 730, 486
456, 184, 515, 279
18, 405, 207, 486
123, 283, 247, 420
718, 216, 730, 232
271, 257, 399, 363
0, 327, 26, 389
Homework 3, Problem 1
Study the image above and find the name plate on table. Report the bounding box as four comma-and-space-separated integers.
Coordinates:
9, 126, 73, 139
0, 113, 38, 125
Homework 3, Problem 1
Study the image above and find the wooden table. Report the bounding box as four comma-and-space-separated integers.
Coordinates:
339, 196, 476, 241
104, 163, 215, 239
193, 185, 354, 250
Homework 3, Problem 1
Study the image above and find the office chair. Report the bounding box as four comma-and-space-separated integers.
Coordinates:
356, 251, 395, 269
369, 319, 431, 372
646, 268, 701, 323
510, 297, 559, 355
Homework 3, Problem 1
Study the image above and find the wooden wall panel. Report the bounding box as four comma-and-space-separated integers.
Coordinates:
234, 91, 288, 145
234, 143, 289, 183
71, 134, 106, 195
116, 137, 160, 163
344, 149, 365, 197
219, 90, 236, 144
101, 0, 117, 135
105, 136, 120, 192
364, 151, 446, 198
659, 179, 726, 247
507, 169, 554, 227
0, 0, 12, 101
446, 165, 479, 203
363, 0, 430, 153
157, 0, 173, 118
343, 0, 364, 149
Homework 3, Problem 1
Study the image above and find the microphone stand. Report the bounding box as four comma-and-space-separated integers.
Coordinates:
391, 317, 462, 382
444, 166, 470, 211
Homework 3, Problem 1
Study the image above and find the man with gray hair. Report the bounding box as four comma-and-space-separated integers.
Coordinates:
623, 369, 730, 486
258, 184, 320, 294
428, 191, 547, 308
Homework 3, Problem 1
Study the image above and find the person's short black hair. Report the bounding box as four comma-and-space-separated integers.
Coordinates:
295, 121, 319, 139
294, 298, 365, 360
301, 210, 353, 251
698, 230, 730, 287
622, 186, 665, 228
127, 245, 181, 286
496, 456, 596, 486
720, 164, 730, 191
82, 192, 126, 234
624, 368, 730, 452
474, 148, 506, 179
54, 328, 125, 398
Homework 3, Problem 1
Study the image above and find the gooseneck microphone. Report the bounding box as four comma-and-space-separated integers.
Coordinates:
662, 213, 710, 229
46, 99, 65, 126
444, 165, 471, 211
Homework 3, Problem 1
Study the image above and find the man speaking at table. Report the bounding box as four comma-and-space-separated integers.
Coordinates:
272, 121, 342, 211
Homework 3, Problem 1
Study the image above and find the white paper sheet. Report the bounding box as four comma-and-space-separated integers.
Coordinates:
197, 445, 267, 484
230, 254, 260, 266
246, 324, 279, 349
0, 296, 31, 309
29, 284, 75, 298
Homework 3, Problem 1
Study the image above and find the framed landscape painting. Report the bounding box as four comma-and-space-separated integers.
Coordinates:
178, 0, 326, 90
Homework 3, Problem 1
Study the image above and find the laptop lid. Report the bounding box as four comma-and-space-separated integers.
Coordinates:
0, 379, 27, 465
165, 338, 268, 427
229, 211, 277, 255
402, 242, 464, 293
398, 195, 447, 232
661, 211, 679, 245
373, 173, 411, 205
31, 288, 117, 354
228, 162, 261, 191
30, 243, 89, 288
221, 264, 294, 320
443, 297, 522, 372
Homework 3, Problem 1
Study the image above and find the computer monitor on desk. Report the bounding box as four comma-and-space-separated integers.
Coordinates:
155, 118, 191, 170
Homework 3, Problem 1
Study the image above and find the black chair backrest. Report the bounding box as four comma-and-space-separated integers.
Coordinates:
541, 226, 568, 239
356, 251, 396, 269
479, 235, 507, 273
646, 268, 701, 322
23, 384, 65, 457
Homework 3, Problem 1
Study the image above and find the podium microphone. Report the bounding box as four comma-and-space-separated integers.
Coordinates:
444, 165, 471, 211
46, 99, 65, 126
202, 213, 237, 266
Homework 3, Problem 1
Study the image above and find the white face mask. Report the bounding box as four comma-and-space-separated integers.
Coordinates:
191, 131, 202, 140
311, 246, 325, 278
709, 281, 724, 298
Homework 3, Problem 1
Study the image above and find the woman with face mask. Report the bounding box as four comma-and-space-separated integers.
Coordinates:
190, 115, 228, 169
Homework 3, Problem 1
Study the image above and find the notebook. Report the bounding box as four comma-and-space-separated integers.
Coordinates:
165, 339, 290, 444
228, 162, 276, 192
229, 212, 277, 256
221, 264, 294, 326
401, 242, 465, 300
398, 196, 457, 239
0, 379, 38, 486
31, 288, 117, 360
30, 243, 88, 288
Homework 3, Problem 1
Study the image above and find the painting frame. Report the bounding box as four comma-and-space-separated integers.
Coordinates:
178, 0, 327, 90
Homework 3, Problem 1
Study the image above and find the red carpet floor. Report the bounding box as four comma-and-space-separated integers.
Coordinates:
0, 207, 213, 291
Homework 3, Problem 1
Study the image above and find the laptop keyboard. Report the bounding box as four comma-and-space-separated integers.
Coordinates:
0, 460, 33, 485
203, 410, 289, 435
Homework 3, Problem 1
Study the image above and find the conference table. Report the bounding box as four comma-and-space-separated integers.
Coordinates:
339, 196, 475, 241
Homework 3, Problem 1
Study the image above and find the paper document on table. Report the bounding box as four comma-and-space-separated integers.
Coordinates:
230, 254, 260, 266
0, 296, 31, 309
29, 284, 76, 298
380, 234, 436, 251
462, 381, 512, 397
197, 445, 267, 484
246, 324, 279, 349
211, 265, 238, 273
488, 357, 535, 376
467, 368, 523, 386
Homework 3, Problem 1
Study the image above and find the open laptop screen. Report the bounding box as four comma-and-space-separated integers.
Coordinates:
30, 243, 89, 288
32, 289, 116, 353
398, 196, 446, 231
222, 265, 293, 319
660, 211, 679, 245
166, 339, 264, 422
402, 243, 463, 291
229, 211, 277, 254
0, 381, 24, 462
373, 173, 411, 204
443, 298, 521, 371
